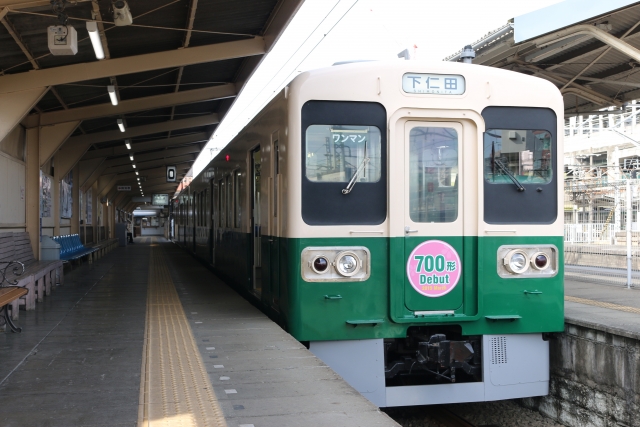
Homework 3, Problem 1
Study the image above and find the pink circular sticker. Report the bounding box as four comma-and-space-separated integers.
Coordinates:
406, 240, 462, 298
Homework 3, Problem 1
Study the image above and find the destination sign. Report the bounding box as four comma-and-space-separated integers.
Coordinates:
402, 73, 465, 95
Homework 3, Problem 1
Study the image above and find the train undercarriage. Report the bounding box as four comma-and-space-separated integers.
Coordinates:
384, 327, 482, 386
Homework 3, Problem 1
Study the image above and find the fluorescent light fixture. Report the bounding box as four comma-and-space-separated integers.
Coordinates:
86, 21, 105, 60
125, 140, 131, 149
129, 154, 134, 161
135, 171, 139, 176
107, 85, 118, 106
132, 164, 136, 169
136, 177, 140, 181
117, 119, 125, 132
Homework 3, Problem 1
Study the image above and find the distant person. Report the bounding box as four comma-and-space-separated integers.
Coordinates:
127, 220, 134, 244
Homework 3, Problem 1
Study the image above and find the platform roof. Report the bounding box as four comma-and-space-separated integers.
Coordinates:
445, 0, 640, 117
0, 0, 302, 207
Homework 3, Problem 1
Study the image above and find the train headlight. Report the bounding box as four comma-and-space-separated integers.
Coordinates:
312, 256, 330, 274
505, 250, 529, 274
531, 252, 550, 270
497, 245, 558, 279
302, 247, 370, 282
335, 251, 361, 277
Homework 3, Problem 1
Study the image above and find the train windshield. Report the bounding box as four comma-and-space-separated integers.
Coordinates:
305, 125, 382, 183
483, 129, 552, 185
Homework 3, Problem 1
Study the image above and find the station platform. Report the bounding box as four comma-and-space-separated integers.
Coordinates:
0, 238, 398, 427
564, 277, 640, 340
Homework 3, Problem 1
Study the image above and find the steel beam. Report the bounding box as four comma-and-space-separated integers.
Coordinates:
78, 158, 106, 190
104, 145, 202, 168
103, 154, 196, 175
0, 0, 90, 7
66, 114, 218, 147
83, 132, 208, 160
39, 121, 82, 167
97, 174, 118, 199
513, 62, 622, 107
0, 38, 265, 94
0, 87, 47, 143
536, 24, 640, 66
114, 162, 193, 181
25, 85, 235, 128
144, 183, 181, 192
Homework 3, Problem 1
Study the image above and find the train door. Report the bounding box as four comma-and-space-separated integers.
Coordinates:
269, 133, 280, 309
251, 147, 262, 295
402, 121, 464, 313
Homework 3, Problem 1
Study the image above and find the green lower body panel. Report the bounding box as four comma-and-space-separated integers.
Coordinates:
212, 234, 564, 342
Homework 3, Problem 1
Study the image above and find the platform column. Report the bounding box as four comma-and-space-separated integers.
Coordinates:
70, 164, 80, 235
25, 127, 40, 259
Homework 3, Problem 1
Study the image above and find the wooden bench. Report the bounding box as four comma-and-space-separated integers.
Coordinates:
0, 287, 28, 333
0, 232, 64, 318
89, 238, 119, 261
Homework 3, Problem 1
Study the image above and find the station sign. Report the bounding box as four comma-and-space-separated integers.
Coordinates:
402, 73, 465, 95
117, 185, 131, 191
152, 194, 169, 206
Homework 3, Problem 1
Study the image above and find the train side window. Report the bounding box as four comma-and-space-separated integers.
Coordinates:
408, 126, 458, 223
481, 106, 557, 224
301, 101, 387, 225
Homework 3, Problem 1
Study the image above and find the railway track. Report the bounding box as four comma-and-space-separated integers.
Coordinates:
431, 407, 478, 427
385, 405, 501, 427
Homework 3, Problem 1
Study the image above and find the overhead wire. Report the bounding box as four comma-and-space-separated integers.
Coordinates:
6, 8, 256, 37
209, 0, 360, 151
0, 0, 220, 74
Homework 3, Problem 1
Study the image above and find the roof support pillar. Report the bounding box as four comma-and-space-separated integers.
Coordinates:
70, 163, 80, 235
25, 127, 40, 259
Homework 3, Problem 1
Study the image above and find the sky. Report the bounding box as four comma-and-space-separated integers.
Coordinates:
191, 0, 566, 177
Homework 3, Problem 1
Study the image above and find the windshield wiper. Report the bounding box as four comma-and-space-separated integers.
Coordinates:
494, 158, 525, 192
342, 157, 370, 194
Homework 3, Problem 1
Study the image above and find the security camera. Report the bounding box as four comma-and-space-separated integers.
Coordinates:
113, 1, 133, 26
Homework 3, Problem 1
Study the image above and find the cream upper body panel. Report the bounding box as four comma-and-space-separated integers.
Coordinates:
279, 61, 564, 239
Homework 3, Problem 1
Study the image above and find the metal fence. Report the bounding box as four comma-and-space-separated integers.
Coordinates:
564, 179, 640, 287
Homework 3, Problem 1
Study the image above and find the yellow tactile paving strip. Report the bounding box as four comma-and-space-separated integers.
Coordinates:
565, 295, 640, 315
138, 245, 227, 427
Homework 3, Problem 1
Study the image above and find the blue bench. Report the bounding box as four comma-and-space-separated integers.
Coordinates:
52, 235, 99, 262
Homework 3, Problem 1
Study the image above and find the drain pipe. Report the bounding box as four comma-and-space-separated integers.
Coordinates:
460, 45, 475, 64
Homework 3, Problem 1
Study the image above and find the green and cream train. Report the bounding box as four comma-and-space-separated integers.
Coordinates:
174, 60, 564, 407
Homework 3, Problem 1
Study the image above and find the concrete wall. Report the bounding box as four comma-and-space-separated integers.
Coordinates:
521, 320, 640, 427
0, 125, 26, 233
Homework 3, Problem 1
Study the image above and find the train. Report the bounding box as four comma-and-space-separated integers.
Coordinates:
173, 60, 564, 407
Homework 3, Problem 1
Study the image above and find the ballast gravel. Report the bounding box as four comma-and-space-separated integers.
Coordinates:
384, 400, 567, 427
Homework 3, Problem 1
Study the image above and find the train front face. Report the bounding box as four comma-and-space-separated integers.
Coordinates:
284, 61, 564, 407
